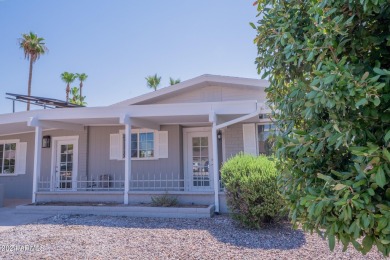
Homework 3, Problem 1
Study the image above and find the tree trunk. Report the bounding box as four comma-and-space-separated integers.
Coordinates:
66, 83, 70, 103
79, 82, 83, 98
27, 57, 34, 111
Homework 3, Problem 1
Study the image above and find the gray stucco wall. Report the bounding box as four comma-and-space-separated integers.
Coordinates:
87, 125, 183, 187
0, 129, 87, 199
224, 123, 244, 160
0, 133, 34, 199
1, 123, 242, 200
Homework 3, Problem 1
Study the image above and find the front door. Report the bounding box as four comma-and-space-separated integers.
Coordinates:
186, 131, 213, 191
54, 139, 78, 191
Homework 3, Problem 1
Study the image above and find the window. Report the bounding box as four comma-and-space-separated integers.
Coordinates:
121, 131, 155, 159
257, 124, 275, 156
0, 142, 16, 174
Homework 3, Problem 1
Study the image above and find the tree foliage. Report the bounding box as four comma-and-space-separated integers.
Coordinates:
221, 154, 285, 228
19, 32, 48, 111
76, 73, 88, 98
61, 72, 77, 103
69, 86, 86, 106
169, 77, 181, 85
145, 73, 161, 91
253, 0, 390, 256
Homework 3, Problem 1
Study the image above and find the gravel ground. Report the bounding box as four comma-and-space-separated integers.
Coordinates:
0, 214, 386, 260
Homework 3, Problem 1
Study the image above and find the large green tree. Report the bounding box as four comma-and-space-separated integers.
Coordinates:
19, 32, 48, 111
61, 72, 77, 103
253, 0, 390, 256
145, 74, 161, 91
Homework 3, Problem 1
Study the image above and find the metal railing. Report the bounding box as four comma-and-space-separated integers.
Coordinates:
130, 172, 185, 191
38, 172, 225, 192
38, 174, 125, 192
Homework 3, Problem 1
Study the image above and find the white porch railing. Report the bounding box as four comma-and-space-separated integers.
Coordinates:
130, 172, 185, 191
38, 172, 225, 192
38, 174, 125, 192
38, 172, 185, 192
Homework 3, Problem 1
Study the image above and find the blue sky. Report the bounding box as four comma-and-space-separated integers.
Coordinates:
0, 0, 259, 113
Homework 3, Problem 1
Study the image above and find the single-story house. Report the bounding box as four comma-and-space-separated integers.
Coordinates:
0, 74, 272, 213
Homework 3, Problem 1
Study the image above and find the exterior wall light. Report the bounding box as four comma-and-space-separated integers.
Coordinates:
42, 135, 51, 148
217, 130, 222, 140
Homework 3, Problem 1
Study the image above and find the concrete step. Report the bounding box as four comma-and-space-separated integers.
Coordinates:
16, 204, 215, 218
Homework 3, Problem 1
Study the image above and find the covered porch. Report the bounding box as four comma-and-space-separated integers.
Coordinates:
0, 100, 268, 212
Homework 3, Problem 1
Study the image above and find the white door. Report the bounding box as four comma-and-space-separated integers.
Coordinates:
186, 131, 213, 191
54, 139, 78, 191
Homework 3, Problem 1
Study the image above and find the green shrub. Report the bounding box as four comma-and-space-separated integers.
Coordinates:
151, 192, 178, 207
221, 153, 284, 228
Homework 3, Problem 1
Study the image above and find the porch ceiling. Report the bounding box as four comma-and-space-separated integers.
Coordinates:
0, 122, 32, 136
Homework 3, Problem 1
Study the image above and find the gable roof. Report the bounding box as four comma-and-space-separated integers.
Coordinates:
111, 74, 269, 107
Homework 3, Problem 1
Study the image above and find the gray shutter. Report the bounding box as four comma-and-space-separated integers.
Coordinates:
109, 134, 121, 160
15, 142, 27, 174
242, 124, 257, 155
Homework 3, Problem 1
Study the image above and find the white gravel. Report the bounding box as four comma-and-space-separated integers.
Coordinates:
0, 214, 386, 260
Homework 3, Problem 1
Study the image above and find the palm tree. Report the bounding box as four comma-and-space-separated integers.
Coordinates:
69, 86, 87, 106
145, 74, 161, 91
169, 77, 181, 85
61, 72, 77, 103
19, 32, 48, 111
70, 87, 80, 104
76, 73, 88, 98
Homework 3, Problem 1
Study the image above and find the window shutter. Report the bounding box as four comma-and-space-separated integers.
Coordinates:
15, 142, 27, 174
109, 134, 121, 160
158, 131, 168, 158
242, 124, 257, 155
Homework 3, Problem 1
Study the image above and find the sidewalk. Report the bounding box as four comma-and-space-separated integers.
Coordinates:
0, 199, 53, 232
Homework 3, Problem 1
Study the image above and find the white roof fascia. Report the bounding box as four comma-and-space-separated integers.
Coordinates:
0, 100, 258, 125
111, 74, 269, 107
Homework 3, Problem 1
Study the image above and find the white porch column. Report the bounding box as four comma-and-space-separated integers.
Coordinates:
210, 112, 220, 213
32, 126, 42, 203
121, 115, 132, 204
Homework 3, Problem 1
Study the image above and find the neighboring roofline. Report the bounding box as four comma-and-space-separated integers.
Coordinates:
111, 74, 269, 107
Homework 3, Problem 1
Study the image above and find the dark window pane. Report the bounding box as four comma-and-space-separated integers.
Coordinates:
200, 137, 208, 146
139, 133, 147, 142
147, 133, 154, 140
258, 124, 275, 155
192, 137, 200, 147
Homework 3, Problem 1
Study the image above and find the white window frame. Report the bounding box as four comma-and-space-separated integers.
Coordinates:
119, 129, 158, 161
0, 139, 19, 176
256, 123, 275, 156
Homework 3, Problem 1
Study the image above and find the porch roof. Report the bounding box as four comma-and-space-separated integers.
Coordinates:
0, 100, 269, 136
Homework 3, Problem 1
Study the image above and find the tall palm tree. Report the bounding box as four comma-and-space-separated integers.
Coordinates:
76, 73, 88, 98
145, 74, 161, 91
169, 77, 181, 85
61, 72, 77, 103
19, 32, 48, 111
